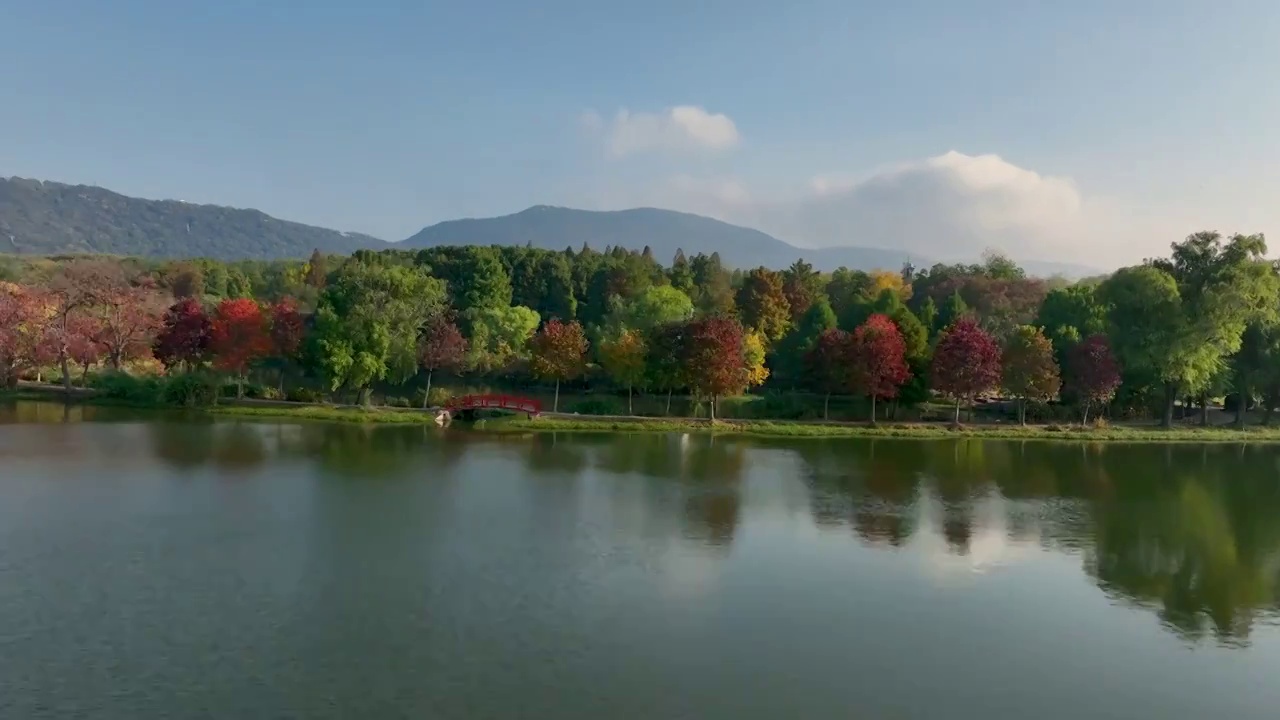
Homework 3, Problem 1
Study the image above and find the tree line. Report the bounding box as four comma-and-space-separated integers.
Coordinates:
1, 231, 1277, 427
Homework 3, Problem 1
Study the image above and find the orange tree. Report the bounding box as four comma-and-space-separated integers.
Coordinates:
528, 319, 588, 412
210, 298, 270, 398
1000, 325, 1061, 425
598, 328, 647, 415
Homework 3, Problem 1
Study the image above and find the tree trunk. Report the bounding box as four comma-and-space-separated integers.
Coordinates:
954, 398, 961, 425
357, 386, 372, 406
1236, 379, 1249, 429
869, 394, 877, 425
110, 351, 122, 371
236, 374, 245, 399
1161, 382, 1176, 428
1265, 385, 1279, 426
710, 394, 717, 422
553, 379, 560, 413
666, 388, 673, 416
1200, 393, 1210, 427
1019, 398, 1027, 426
824, 392, 831, 421
277, 368, 286, 395
422, 370, 434, 409
1082, 401, 1090, 426
60, 354, 71, 396
627, 385, 633, 415
80, 364, 90, 387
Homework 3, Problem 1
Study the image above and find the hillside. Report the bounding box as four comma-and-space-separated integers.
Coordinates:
403, 205, 933, 271
0, 176, 380, 259
0, 176, 1098, 275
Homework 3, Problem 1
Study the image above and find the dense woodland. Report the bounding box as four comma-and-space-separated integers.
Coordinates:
1, 231, 1277, 427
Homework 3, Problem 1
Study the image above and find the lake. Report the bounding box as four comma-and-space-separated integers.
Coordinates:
3, 401, 1280, 719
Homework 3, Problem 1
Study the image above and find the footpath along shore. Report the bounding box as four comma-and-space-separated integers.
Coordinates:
8, 382, 1280, 443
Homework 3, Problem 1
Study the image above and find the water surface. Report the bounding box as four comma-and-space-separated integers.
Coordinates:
3, 401, 1280, 719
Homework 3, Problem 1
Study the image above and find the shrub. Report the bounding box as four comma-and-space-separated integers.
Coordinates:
285, 387, 326, 404
414, 386, 455, 408
386, 396, 413, 408
91, 372, 163, 404
161, 373, 220, 407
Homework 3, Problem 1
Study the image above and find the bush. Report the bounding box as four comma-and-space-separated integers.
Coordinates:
91, 372, 163, 404
285, 387, 326, 404
161, 373, 219, 407
566, 397, 624, 416
414, 387, 455, 408
386, 396, 413, 408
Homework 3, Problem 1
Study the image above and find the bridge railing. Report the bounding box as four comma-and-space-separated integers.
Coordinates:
445, 394, 542, 415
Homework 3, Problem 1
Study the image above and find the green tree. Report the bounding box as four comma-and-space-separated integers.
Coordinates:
464, 305, 541, 372
668, 249, 695, 296
425, 246, 512, 313
310, 261, 446, 404
1036, 284, 1106, 359
1102, 233, 1279, 426
772, 296, 838, 388
936, 290, 970, 333
689, 252, 735, 315
605, 285, 695, 335
735, 267, 791, 343
917, 296, 938, 337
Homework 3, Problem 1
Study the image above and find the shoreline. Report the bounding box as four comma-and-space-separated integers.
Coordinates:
8, 386, 1280, 443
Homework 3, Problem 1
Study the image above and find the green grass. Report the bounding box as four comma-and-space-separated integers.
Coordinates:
209, 404, 439, 425
496, 416, 1280, 443
13, 383, 1280, 443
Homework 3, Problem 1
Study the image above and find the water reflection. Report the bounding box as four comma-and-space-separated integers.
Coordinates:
13, 400, 1280, 647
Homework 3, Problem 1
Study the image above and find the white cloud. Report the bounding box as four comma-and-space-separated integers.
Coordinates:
595, 151, 1195, 267
584, 106, 741, 158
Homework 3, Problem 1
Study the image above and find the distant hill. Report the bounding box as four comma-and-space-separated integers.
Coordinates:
0, 176, 379, 259
402, 205, 927, 271
0, 176, 1099, 276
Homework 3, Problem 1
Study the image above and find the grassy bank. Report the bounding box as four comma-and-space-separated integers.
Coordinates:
12, 383, 1280, 442
495, 415, 1280, 442
210, 404, 439, 424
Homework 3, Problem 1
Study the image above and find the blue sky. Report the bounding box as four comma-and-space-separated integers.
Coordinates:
3, 0, 1278, 263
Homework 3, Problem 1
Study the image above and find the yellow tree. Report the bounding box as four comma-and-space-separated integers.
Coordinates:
742, 330, 770, 390
599, 329, 648, 415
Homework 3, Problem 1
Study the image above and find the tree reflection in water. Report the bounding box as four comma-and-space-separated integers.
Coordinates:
796, 438, 1280, 646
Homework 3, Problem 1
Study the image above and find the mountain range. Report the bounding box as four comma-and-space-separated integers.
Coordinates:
0, 175, 1097, 276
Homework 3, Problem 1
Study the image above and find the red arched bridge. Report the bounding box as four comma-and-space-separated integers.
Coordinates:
444, 394, 542, 417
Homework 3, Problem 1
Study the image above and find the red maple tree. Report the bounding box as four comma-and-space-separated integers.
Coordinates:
65, 314, 107, 385
848, 314, 911, 423
154, 298, 213, 371
1068, 333, 1121, 424
931, 317, 1002, 423
0, 285, 53, 388
210, 299, 271, 396
528, 319, 588, 412
680, 315, 747, 421
805, 328, 852, 419
93, 285, 165, 370
418, 314, 467, 407
266, 298, 306, 393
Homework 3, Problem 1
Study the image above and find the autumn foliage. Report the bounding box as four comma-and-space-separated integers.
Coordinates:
931, 318, 1002, 423
154, 298, 213, 371
848, 314, 911, 422
418, 314, 468, 404
210, 299, 270, 394
806, 329, 852, 419
1068, 334, 1122, 424
680, 315, 747, 420
1001, 326, 1061, 424
529, 319, 588, 411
